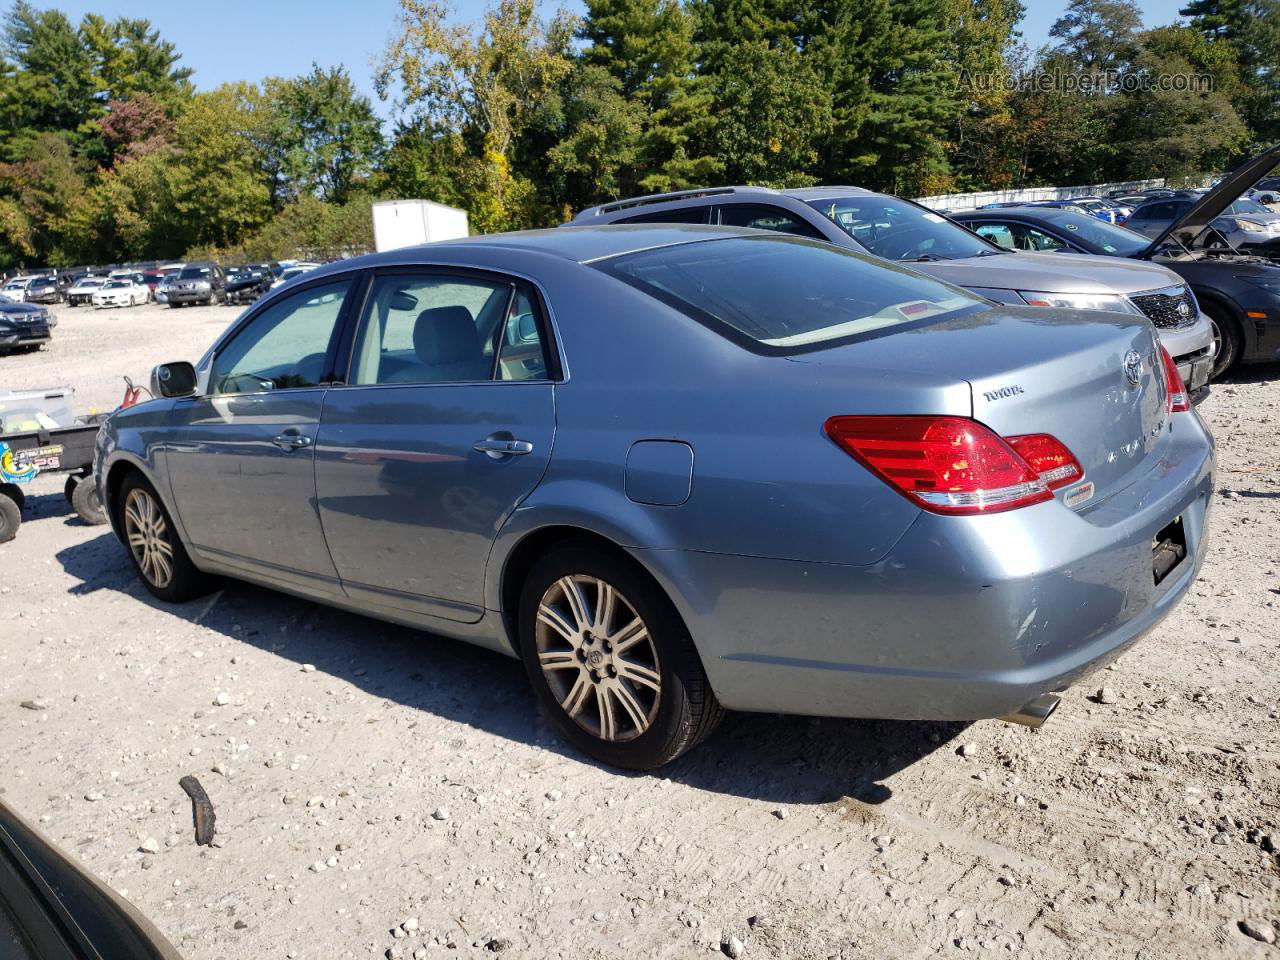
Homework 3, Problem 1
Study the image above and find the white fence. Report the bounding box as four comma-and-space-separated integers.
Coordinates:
915, 177, 1213, 212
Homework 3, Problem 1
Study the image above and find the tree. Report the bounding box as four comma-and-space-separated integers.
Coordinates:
98, 92, 174, 163
944, 0, 1027, 190
706, 42, 832, 185
270, 65, 384, 205
377, 0, 576, 231
78, 14, 193, 110
165, 85, 273, 250
1048, 0, 1143, 73
578, 0, 720, 191
1183, 0, 1280, 146
0, 2, 97, 149
0, 131, 90, 264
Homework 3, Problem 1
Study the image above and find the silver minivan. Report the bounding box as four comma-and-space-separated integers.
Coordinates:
572, 186, 1215, 394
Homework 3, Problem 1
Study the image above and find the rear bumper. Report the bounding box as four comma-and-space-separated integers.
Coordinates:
651, 413, 1214, 721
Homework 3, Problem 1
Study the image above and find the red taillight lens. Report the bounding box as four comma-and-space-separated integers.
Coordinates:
1160, 345, 1190, 413
824, 416, 1054, 515
1005, 433, 1083, 490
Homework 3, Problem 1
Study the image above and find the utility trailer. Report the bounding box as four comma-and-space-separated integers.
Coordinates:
0, 386, 109, 543
372, 199, 469, 252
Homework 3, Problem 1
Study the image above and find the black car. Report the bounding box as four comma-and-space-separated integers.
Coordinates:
0, 298, 53, 353
951, 144, 1280, 378
223, 265, 273, 305
0, 799, 183, 959
166, 263, 226, 307
23, 275, 61, 305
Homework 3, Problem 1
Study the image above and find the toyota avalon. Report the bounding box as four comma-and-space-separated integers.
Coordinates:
95, 227, 1214, 769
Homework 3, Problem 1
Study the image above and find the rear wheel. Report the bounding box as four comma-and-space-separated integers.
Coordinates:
518, 543, 723, 769
1204, 304, 1243, 379
117, 474, 208, 601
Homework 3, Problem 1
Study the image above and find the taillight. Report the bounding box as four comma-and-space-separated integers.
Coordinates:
1005, 434, 1083, 490
1160, 345, 1190, 413
824, 416, 1056, 515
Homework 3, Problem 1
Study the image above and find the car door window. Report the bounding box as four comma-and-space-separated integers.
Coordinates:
1018, 225, 1067, 251
973, 223, 1016, 250
350, 273, 520, 385
717, 204, 824, 238
210, 279, 351, 395
496, 287, 553, 381
619, 208, 709, 224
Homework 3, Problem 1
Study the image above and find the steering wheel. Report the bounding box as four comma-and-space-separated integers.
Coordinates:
873, 226, 938, 261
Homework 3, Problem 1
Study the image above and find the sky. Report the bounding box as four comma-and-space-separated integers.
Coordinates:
48, 0, 1195, 123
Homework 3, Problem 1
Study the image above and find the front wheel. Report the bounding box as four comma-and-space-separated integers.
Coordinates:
518, 544, 723, 769
1204, 304, 1243, 379
117, 474, 209, 601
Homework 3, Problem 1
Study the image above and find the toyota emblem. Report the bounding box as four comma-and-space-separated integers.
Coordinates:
1123, 350, 1143, 386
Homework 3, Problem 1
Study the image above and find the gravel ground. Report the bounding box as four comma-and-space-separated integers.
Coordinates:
2, 303, 1278, 960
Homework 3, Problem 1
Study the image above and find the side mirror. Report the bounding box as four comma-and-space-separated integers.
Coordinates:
151, 361, 197, 398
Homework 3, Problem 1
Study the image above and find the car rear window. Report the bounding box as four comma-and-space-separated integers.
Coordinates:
597, 235, 984, 354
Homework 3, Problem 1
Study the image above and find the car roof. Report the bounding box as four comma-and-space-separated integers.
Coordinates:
310, 225, 764, 277
571, 185, 884, 222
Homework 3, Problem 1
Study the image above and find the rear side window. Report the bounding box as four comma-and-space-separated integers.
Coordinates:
598, 235, 983, 354
717, 204, 823, 238
619, 208, 709, 224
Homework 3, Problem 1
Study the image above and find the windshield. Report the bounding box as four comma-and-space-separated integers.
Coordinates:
1228, 198, 1274, 216
180, 267, 212, 280
598, 235, 983, 353
1038, 211, 1152, 255
806, 196, 1000, 261
105, 280, 128, 288
77, 278, 104, 287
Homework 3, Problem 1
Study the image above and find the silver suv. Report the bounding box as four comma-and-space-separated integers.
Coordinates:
571, 186, 1215, 394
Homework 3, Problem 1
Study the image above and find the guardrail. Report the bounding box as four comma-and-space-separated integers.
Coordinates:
916, 177, 1215, 212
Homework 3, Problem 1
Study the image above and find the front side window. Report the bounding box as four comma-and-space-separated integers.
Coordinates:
973, 223, 1016, 249
599, 235, 983, 353
210, 279, 351, 395
349, 272, 551, 385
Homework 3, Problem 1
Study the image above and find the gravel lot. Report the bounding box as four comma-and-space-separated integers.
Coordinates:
2, 302, 1278, 959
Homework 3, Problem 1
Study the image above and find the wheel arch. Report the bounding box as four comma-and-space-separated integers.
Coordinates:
1191, 286, 1254, 352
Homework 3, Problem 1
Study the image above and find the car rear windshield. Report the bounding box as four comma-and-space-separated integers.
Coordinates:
805, 195, 1000, 262
598, 235, 983, 354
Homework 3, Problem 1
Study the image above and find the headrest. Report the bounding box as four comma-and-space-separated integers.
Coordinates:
413, 306, 480, 364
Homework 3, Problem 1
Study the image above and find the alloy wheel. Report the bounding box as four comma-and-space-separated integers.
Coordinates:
123, 487, 174, 588
535, 575, 661, 742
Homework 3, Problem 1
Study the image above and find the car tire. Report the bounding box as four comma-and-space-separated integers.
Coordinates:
70, 475, 107, 525
116, 473, 209, 602
2, 481, 25, 511
517, 543, 724, 770
0, 487, 21, 544
1204, 303, 1243, 379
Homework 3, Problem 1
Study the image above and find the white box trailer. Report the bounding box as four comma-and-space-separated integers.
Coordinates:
372, 199, 469, 252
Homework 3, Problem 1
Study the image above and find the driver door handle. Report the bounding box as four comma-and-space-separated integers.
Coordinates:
473, 438, 534, 458
272, 433, 312, 451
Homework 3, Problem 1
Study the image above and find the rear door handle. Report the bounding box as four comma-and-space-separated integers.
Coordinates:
272, 433, 313, 451
473, 438, 534, 459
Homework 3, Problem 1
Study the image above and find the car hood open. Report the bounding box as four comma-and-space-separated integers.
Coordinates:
1139, 143, 1280, 258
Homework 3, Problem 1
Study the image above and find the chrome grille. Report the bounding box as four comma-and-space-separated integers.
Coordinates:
1130, 285, 1196, 329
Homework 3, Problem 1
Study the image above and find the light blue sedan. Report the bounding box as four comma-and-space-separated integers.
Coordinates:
95, 226, 1213, 768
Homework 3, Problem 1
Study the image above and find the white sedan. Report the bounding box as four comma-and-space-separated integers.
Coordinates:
92, 278, 149, 309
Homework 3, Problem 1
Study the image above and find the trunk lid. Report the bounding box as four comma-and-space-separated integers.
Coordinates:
795, 305, 1171, 506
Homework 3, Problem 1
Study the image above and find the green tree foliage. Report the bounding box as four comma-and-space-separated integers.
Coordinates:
268, 65, 384, 205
